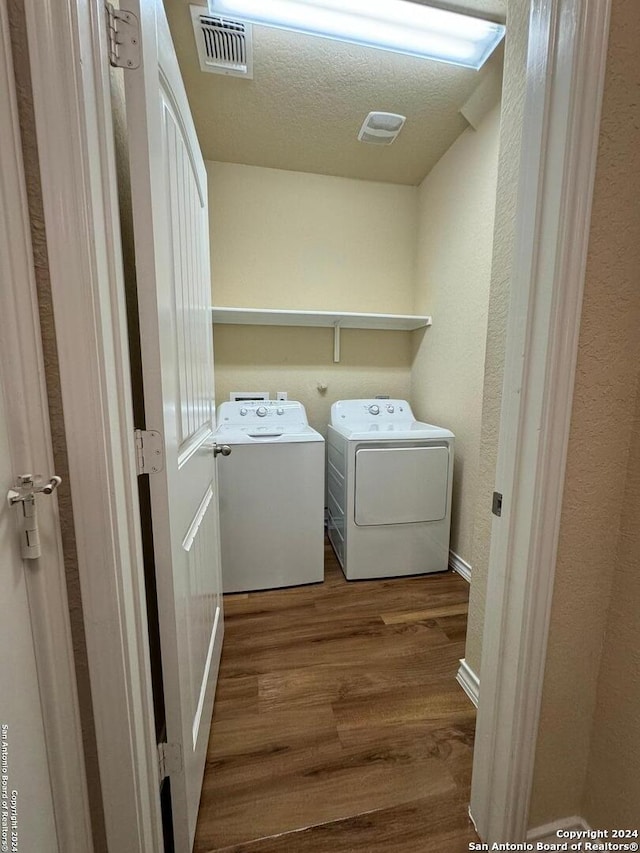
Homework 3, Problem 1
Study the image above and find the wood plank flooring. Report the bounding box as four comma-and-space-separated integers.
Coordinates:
194, 540, 478, 853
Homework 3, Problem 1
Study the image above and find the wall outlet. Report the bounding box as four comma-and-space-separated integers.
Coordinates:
276, 391, 288, 401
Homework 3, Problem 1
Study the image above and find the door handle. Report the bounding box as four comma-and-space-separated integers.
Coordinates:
205, 443, 232, 458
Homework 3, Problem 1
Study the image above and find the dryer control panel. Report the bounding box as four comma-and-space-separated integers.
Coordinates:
331, 399, 413, 426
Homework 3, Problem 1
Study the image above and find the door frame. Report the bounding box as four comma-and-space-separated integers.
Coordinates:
470, 0, 610, 840
0, 2, 94, 850
22, 0, 611, 847
21, 0, 164, 849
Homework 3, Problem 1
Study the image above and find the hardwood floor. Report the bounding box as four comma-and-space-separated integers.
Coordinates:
194, 540, 478, 853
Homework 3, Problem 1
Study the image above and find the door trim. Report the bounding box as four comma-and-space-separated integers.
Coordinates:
0, 2, 93, 849
22, 0, 163, 849
22, 0, 612, 847
470, 0, 611, 840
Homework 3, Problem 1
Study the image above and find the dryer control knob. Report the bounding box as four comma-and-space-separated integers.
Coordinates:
256, 406, 268, 417
368, 404, 380, 415
240, 408, 248, 416
386, 405, 395, 413
277, 407, 284, 415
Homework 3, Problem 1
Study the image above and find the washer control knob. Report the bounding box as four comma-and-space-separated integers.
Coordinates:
277, 407, 284, 415
368, 404, 380, 415
240, 408, 248, 416
256, 406, 268, 417
386, 404, 395, 413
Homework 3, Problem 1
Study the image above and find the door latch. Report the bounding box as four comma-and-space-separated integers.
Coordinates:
203, 443, 232, 458
7, 474, 62, 560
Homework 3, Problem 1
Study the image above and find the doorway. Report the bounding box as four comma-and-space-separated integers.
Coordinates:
165, 0, 503, 843
16, 0, 606, 834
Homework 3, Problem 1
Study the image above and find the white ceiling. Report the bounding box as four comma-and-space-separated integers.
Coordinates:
164, 0, 506, 186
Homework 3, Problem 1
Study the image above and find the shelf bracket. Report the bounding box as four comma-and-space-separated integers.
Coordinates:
333, 322, 341, 363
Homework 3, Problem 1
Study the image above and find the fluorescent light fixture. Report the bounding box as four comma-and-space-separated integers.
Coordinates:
207, 0, 505, 69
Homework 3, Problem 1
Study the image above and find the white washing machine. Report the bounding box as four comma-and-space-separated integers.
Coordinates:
327, 399, 454, 580
216, 400, 325, 592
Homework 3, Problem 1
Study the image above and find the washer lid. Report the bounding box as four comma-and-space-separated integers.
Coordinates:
331, 421, 454, 441
215, 423, 324, 444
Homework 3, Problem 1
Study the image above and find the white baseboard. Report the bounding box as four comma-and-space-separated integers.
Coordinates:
456, 658, 479, 707
449, 550, 472, 582
528, 816, 591, 843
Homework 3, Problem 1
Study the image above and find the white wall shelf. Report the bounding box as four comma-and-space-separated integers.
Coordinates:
211, 307, 432, 362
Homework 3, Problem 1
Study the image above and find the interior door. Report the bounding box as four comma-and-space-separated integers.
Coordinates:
0, 386, 58, 851
121, 1, 224, 848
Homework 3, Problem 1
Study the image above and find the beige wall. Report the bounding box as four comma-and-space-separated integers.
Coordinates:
529, 0, 640, 826
411, 104, 500, 564
213, 325, 413, 439
208, 162, 417, 435
208, 161, 417, 312
464, 0, 530, 675
582, 378, 640, 827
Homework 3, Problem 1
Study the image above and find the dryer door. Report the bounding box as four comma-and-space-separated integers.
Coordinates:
355, 445, 449, 526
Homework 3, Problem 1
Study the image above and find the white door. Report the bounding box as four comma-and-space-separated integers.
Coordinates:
121, 1, 224, 849
0, 385, 58, 852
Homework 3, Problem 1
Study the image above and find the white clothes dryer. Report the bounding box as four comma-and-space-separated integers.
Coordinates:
327, 399, 454, 580
216, 400, 325, 592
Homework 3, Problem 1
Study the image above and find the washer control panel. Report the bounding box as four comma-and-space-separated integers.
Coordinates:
218, 400, 310, 430
331, 399, 414, 426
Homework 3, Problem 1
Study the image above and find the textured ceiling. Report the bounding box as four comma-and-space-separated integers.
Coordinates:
408, 0, 506, 20
164, 0, 506, 186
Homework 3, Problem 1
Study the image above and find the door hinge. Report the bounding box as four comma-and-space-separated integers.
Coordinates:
106, 3, 141, 69
134, 429, 164, 475
492, 491, 503, 517
158, 742, 182, 782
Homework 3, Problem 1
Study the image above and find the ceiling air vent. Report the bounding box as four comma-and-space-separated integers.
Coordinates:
190, 6, 253, 78
358, 112, 406, 145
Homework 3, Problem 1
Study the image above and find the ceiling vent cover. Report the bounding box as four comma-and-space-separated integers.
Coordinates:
358, 112, 406, 145
190, 6, 253, 78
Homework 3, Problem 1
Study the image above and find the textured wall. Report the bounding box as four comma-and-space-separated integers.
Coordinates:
208, 161, 417, 312
582, 379, 640, 827
529, 0, 640, 825
411, 104, 500, 564
463, 0, 530, 674
214, 326, 413, 438
208, 161, 416, 431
